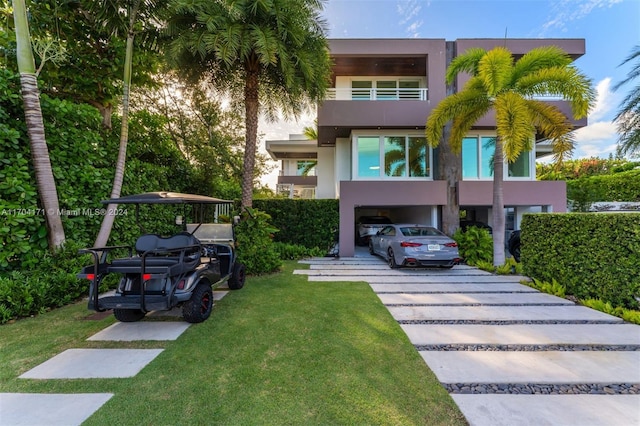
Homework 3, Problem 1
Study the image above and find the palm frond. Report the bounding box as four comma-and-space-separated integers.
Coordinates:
477, 46, 513, 96
445, 47, 486, 85
512, 45, 572, 81
494, 92, 535, 162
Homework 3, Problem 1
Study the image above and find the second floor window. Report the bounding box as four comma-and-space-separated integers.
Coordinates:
356, 135, 431, 179
462, 135, 532, 179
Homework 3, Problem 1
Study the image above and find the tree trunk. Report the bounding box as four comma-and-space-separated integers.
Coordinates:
438, 41, 460, 237
13, 0, 65, 250
93, 7, 137, 247
241, 64, 260, 209
438, 123, 461, 237
492, 136, 506, 266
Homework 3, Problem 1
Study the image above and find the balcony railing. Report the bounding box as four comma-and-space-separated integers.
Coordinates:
326, 88, 428, 101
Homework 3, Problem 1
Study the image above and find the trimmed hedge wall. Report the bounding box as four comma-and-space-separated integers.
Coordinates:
252, 199, 339, 249
521, 213, 640, 309
567, 169, 640, 211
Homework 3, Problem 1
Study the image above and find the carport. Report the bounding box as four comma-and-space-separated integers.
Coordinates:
339, 180, 448, 257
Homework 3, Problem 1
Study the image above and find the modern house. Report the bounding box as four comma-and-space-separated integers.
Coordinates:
266, 38, 588, 257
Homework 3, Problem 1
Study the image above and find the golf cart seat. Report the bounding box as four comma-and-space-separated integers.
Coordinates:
108, 233, 202, 276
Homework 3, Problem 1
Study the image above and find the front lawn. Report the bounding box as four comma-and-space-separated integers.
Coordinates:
0, 261, 466, 425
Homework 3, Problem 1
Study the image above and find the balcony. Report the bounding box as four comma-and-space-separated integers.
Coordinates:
326, 88, 428, 101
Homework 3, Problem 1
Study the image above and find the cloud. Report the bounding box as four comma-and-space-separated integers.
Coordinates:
589, 77, 616, 121
397, 0, 424, 38
541, 0, 624, 33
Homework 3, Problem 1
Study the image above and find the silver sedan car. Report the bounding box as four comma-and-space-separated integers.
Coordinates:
369, 224, 461, 269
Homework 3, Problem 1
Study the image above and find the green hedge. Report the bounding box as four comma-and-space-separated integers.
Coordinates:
567, 169, 640, 211
252, 199, 339, 249
521, 213, 640, 309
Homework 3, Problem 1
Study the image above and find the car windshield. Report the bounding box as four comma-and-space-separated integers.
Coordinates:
399, 227, 443, 237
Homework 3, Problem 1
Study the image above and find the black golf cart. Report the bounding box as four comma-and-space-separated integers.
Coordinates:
77, 192, 245, 323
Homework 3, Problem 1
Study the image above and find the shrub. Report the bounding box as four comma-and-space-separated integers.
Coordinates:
235, 208, 282, 274
524, 278, 566, 298
453, 226, 493, 265
273, 242, 325, 260
580, 299, 640, 325
521, 213, 640, 308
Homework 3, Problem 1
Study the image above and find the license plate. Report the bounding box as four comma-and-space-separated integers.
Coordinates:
427, 244, 440, 251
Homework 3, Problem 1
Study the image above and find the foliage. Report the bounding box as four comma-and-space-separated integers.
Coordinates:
0, 241, 91, 324
273, 242, 325, 260
524, 277, 567, 298
566, 169, 640, 211
612, 45, 640, 157
580, 299, 640, 325
252, 199, 339, 250
453, 226, 493, 266
536, 157, 635, 181
474, 260, 495, 273
167, 0, 332, 207
7, 0, 163, 128
235, 208, 282, 274
521, 213, 640, 308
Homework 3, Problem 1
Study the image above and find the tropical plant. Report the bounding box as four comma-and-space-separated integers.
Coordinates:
426, 45, 595, 265
452, 226, 493, 266
11, 0, 65, 250
166, 0, 332, 208
613, 45, 640, 157
93, 0, 168, 248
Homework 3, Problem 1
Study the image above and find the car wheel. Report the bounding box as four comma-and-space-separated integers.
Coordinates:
182, 282, 213, 323
509, 235, 521, 262
113, 309, 145, 322
228, 262, 246, 290
368, 241, 374, 255
388, 248, 399, 269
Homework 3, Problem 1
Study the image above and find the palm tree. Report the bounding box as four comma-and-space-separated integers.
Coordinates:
167, 0, 332, 208
12, 0, 65, 250
426, 46, 594, 265
93, 0, 166, 248
613, 45, 640, 157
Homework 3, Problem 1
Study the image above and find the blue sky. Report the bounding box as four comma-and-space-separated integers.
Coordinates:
261, 0, 639, 185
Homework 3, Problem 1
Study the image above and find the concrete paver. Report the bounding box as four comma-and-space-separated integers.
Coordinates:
451, 394, 640, 426
389, 305, 623, 322
402, 323, 640, 345
19, 349, 164, 379
420, 350, 640, 383
379, 292, 573, 305
0, 393, 113, 426
369, 282, 538, 293
87, 321, 191, 341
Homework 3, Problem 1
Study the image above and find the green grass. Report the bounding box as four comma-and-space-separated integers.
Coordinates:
0, 261, 466, 425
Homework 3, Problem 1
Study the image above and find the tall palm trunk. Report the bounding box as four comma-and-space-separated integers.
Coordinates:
13, 0, 65, 250
241, 61, 260, 209
94, 2, 139, 247
492, 136, 506, 266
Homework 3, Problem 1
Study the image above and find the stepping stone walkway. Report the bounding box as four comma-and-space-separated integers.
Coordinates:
1, 290, 228, 425
297, 255, 640, 426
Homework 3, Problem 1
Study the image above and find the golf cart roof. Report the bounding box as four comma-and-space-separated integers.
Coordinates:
102, 192, 232, 205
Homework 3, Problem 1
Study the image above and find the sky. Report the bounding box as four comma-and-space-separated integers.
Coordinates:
259, 0, 640, 187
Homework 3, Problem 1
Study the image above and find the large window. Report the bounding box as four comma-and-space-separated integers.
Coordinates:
462, 135, 532, 179
356, 135, 430, 179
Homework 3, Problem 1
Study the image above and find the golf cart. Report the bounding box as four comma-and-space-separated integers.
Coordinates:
77, 192, 245, 323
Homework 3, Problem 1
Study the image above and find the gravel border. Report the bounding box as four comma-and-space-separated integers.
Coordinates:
416, 344, 640, 351
444, 383, 640, 395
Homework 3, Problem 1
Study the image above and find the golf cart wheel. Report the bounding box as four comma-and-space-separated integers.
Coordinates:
114, 309, 146, 322
182, 282, 213, 323
228, 262, 246, 290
